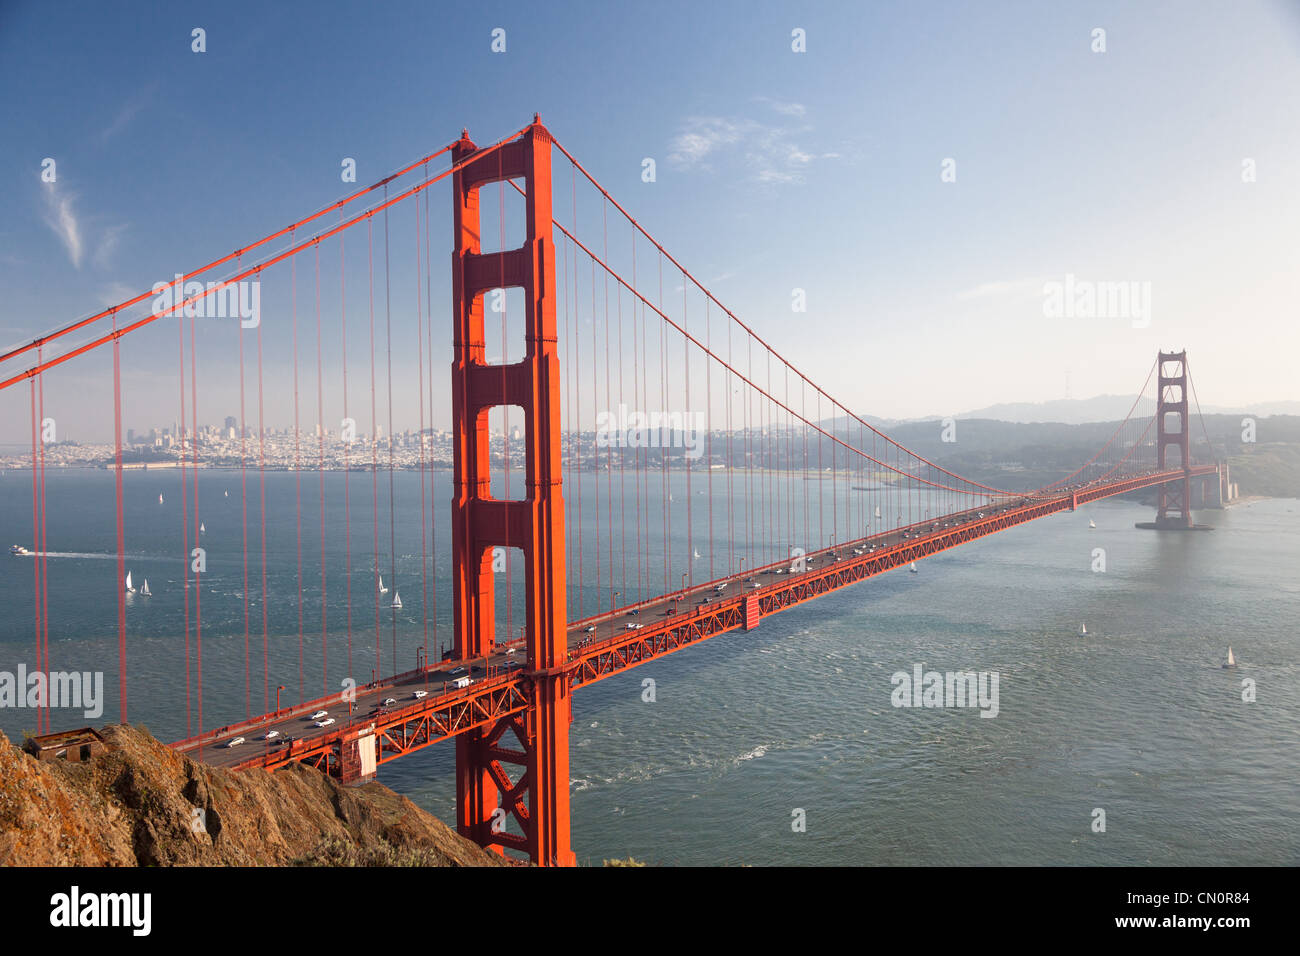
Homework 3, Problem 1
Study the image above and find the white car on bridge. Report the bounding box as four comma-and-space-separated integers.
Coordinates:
315, 717, 336, 727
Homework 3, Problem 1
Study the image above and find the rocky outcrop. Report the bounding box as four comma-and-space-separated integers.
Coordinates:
0, 725, 505, 866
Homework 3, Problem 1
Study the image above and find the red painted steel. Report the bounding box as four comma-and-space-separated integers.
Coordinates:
450, 118, 574, 866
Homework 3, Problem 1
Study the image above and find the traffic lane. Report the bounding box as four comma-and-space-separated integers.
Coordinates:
200, 659, 505, 764
562, 498, 1031, 649
201, 484, 1147, 761
201, 494, 1063, 762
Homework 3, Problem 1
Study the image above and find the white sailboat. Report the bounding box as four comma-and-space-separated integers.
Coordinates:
908, 562, 918, 574
158, 493, 164, 504
224, 490, 229, 498
692, 548, 701, 560
378, 574, 389, 595
141, 579, 152, 596
1078, 622, 1087, 636
200, 522, 206, 534
1088, 518, 1096, 529
390, 590, 403, 609
125, 571, 136, 594
1222, 646, 1236, 669
875, 506, 882, 519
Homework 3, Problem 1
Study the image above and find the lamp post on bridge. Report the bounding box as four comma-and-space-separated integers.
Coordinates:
275, 685, 284, 716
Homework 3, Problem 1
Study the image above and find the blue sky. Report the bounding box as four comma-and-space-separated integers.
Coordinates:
2, 0, 1299, 441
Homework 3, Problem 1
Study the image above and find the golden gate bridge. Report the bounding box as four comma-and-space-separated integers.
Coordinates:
0, 117, 1223, 865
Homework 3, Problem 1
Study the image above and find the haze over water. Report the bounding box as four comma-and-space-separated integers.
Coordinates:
1, 470, 1296, 865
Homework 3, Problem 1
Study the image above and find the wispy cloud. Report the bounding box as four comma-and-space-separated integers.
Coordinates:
39, 182, 128, 271
93, 224, 128, 270
98, 86, 154, 144
668, 117, 756, 168
668, 102, 840, 186
754, 96, 806, 117
41, 183, 84, 268
97, 281, 135, 308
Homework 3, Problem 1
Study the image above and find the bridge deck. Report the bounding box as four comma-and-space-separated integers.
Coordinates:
173, 466, 1213, 772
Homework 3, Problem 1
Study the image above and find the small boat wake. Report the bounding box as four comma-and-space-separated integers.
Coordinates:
18, 552, 179, 561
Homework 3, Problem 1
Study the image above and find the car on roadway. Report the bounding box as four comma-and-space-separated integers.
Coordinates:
227, 736, 245, 748
310, 710, 328, 720
383, 697, 396, 705
263, 730, 280, 740
315, 718, 336, 727
626, 622, 644, 630
450, 666, 467, 675
584, 625, 596, 633
412, 690, 428, 699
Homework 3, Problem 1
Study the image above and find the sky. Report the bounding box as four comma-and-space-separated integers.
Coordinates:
2, 0, 1299, 443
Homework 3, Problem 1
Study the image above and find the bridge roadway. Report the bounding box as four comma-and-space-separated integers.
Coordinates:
173, 465, 1214, 773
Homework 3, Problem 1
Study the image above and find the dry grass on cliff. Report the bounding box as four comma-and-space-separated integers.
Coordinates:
0, 725, 505, 867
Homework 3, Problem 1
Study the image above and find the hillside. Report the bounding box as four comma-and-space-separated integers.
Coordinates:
0, 725, 505, 867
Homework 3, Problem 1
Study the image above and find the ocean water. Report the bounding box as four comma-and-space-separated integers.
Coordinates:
1, 469, 1297, 865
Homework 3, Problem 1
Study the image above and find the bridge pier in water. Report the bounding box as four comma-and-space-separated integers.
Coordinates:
450, 118, 575, 866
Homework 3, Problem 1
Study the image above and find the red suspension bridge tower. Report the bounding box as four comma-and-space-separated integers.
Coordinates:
1155, 350, 1193, 529
450, 118, 574, 866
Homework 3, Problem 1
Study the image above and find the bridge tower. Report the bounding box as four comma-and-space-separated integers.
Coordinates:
450, 118, 574, 866
1155, 350, 1193, 529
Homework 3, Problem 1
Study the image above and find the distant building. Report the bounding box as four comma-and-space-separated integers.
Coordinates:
23, 727, 109, 763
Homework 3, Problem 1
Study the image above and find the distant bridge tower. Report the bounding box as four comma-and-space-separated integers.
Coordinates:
450, 118, 574, 866
1155, 350, 1193, 529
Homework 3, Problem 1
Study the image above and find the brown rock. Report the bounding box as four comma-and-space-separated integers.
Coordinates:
0, 726, 505, 867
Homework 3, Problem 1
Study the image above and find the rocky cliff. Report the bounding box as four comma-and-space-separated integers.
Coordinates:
0, 725, 504, 866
